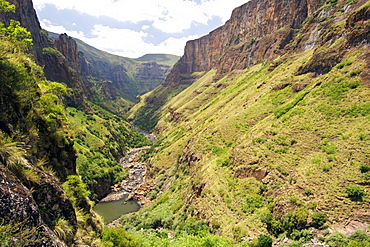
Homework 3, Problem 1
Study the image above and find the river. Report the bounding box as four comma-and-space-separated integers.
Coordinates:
93, 124, 155, 224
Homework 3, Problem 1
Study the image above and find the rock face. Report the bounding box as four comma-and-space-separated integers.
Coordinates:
49, 32, 179, 103
0, 0, 89, 110
54, 34, 81, 75
133, 0, 370, 131
0, 164, 69, 247
135, 62, 173, 94
133, 0, 324, 130
165, 0, 320, 86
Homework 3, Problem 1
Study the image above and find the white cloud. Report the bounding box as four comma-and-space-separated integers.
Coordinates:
40, 19, 86, 39
33, 0, 247, 34
40, 20, 198, 58
35, 1, 249, 57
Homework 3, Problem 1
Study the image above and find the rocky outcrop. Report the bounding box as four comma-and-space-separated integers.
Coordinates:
0, 0, 89, 110
55, 34, 81, 75
0, 164, 68, 246
101, 80, 118, 100
135, 62, 173, 94
165, 0, 320, 86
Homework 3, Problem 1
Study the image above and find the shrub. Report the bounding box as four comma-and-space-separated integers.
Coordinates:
282, 208, 308, 232
319, 139, 337, 155
280, 244, 303, 247
347, 229, 370, 247
102, 227, 143, 247
308, 201, 317, 209
62, 175, 90, 209
253, 137, 267, 144
346, 185, 365, 201
311, 212, 326, 228
261, 213, 284, 236
255, 234, 273, 247
290, 229, 312, 243
52, 218, 74, 243
325, 232, 349, 247
232, 225, 247, 241
304, 188, 313, 196
360, 164, 370, 173
243, 194, 265, 213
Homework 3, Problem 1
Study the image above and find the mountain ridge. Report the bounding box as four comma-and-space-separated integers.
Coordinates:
123, 0, 370, 244
49, 31, 179, 105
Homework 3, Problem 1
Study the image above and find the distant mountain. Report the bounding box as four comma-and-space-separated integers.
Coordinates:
136, 54, 181, 66
49, 32, 179, 111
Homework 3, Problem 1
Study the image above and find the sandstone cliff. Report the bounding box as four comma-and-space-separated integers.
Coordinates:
165, 0, 320, 86
133, 0, 370, 131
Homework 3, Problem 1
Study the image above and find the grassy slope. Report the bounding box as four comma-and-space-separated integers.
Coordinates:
119, 5, 370, 244
135, 54, 180, 66
67, 104, 152, 200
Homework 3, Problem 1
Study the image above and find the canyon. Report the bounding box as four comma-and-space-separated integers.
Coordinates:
0, 0, 370, 246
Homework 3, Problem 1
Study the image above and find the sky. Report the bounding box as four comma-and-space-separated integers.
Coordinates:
32, 0, 248, 58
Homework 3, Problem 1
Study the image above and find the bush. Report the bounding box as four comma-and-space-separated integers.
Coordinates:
253, 137, 267, 144
102, 227, 143, 247
349, 230, 370, 242
360, 164, 370, 173
311, 212, 326, 228
346, 185, 365, 201
290, 229, 312, 243
304, 188, 314, 196
255, 234, 273, 247
325, 232, 348, 247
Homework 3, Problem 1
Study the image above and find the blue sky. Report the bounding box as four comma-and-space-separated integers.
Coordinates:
33, 0, 247, 58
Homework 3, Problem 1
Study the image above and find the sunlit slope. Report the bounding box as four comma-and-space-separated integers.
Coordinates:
123, 46, 370, 239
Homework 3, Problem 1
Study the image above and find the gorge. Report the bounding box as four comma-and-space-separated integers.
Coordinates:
0, 0, 370, 246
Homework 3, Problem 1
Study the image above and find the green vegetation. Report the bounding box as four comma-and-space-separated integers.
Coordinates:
135, 54, 180, 66
102, 227, 143, 247
0, 219, 39, 247
311, 212, 326, 228
346, 185, 366, 201
124, 2, 370, 245
67, 104, 151, 200
2, 0, 370, 245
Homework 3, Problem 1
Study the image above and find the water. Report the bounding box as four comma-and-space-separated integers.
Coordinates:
94, 199, 140, 223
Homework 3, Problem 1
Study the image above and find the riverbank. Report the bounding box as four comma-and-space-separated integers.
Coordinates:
99, 146, 150, 203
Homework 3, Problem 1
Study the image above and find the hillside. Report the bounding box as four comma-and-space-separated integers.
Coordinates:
124, 0, 370, 245
0, 0, 152, 246
1, 0, 370, 245
49, 31, 179, 108
136, 54, 182, 66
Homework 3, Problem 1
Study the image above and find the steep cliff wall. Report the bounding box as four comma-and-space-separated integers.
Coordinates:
132, 0, 370, 131
165, 0, 320, 86
135, 62, 173, 94
122, 0, 370, 243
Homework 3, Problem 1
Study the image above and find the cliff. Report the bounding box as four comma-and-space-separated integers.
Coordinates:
132, 0, 370, 131
0, 0, 89, 110
48, 32, 179, 104
164, 0, 320, 86
135, 62, 173, 94
123, 0, 370, 244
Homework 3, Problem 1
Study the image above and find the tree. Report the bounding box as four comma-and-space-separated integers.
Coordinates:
0, 0, 33, 51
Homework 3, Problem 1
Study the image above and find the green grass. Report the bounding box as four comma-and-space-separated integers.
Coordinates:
120, 1, 370, 244
67, 104, 151, 200
122, 45, 370, 242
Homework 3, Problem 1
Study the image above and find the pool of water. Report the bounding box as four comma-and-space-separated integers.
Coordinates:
94, 199, 140, 223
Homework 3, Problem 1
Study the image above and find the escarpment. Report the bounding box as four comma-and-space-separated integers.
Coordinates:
164, 0, 321, 87
133, 0, 370, 132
